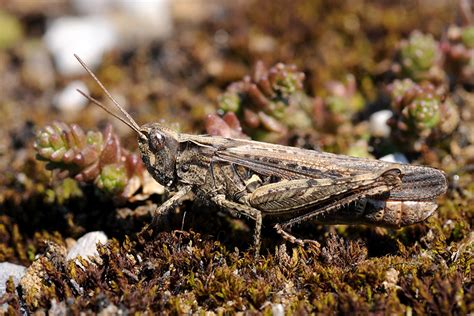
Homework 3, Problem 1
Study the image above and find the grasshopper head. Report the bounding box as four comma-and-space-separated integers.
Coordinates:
138, 123, 180, 188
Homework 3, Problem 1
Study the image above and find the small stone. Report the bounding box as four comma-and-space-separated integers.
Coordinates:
71, 0, 112, 14
71, 0, 173, 44
98, 303, 119, 316
249, 33, 277, 53
44, 16, 118, 76
172, 0, 217, 23
19, 243, 67, 309
271, 303, 285, 316
20, 40, 55, 92
66, 231, 108, 261
379, 152, 409, 164
0, 262, 26, 296
113, 0, 172, 43
48, 299, 67, 315
53, 80, 89, 113
369, 110, 392, 138
382, 267, 400, 290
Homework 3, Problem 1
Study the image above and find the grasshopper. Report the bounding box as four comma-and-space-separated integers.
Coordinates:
74, 55, 447, 250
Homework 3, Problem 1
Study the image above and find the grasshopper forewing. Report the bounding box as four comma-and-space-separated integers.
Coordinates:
74, 54, 448, 251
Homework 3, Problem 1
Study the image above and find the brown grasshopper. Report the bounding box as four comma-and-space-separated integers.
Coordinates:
74, 55, 447, 250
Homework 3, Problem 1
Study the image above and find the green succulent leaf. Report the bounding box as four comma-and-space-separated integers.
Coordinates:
96, 163, 128, 194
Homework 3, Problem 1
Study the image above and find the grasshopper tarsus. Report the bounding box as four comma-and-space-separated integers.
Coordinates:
74, 54, 448, 253
274, 224, 321, 252
274, 223, 304, 246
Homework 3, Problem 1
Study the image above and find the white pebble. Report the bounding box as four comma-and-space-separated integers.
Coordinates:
369, 110, 392, 138
71, 0, 114, 14
53, 80, 89, 113
44, 16, 118, 76
0, 262, 26, 296
67, 231, 108, 261
379, 153, 409, 164
112, 0, 172, 43
271, 303, 285, 316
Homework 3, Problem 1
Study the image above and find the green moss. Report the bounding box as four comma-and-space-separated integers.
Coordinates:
44, 178, 83, 204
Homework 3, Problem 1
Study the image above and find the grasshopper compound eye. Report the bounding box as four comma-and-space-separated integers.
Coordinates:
149, 131, 165, 151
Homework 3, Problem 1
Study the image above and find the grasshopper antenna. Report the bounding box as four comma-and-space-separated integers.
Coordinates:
74, 54, 145, 138
76, 89, 144, 137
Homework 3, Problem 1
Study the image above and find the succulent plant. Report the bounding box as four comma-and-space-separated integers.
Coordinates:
35, 121, 101, 180
388, 79, 439, 132
322, 74, 365, 123
399, 31, 443, 81
387, 79, 459, 151
405, 93, 440, 131
213, 61, 313, 141
34, 121, 163, 201
210, 62, 370, 151
205, 112, 249, 139
95, 163, 128, 194
441, 25, 474, 86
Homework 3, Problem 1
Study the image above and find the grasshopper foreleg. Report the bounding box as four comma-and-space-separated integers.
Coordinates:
151, 186, 193, 227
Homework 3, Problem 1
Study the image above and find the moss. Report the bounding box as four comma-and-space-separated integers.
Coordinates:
2, 210, 470, 314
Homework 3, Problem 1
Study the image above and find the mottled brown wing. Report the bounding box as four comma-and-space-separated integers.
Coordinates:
210, 141, 447, 201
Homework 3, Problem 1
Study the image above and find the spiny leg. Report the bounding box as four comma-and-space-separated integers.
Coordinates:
247, 170, 402, 249
273, 196, 370, 250
273, 196, 368, 250
151, 186, 193, 227
137, 187, 192, 242
211, 194, 263, 253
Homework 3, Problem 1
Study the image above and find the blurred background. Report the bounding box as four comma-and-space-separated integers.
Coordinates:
0, 0, 464, 138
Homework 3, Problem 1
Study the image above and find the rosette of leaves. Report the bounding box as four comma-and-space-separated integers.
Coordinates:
312, 74, 365, 130
205, 112, 249, 139
211, 61, 313, 141
441, 25, 474, 86
387, 79, 459, 151
397, 31, 444, 83
34, 121, 163, 202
